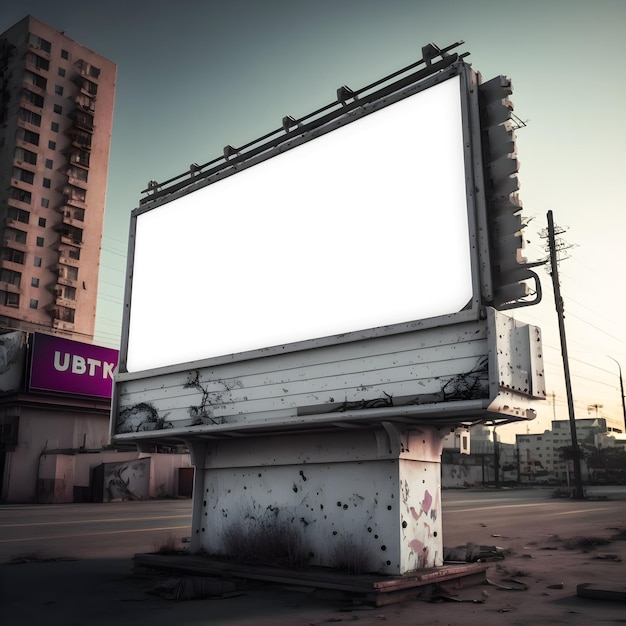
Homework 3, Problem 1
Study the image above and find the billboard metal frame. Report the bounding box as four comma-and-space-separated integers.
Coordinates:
119, 44, 494, 379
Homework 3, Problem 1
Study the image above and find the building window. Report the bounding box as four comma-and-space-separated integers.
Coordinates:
62, 286, 77, 300
53, 104, 62, 115
48, 140, 56, 150
18, 108, 42, 127
58, 67, 66, 77
56, 306, 75, 323
36, 237, 44, 247
29, 299, 39, 310
51, 122, 59, 132
14, 147, 37, 165
0, 291, 20, 308
26, 52, 49, 71
45, 159, 53, 169
0, 270, 22, 287
41, 198, 49, 209
24, 71, 47, 90
38, 217, 46, 227
33, 256, 42, 267
67, 266, 79, 281
17, 129, 40, 146
31, 277, 39, 288
1, 249, 25, 265
7, 207, 30, 224
54, 85, 64, 96
61, 49, 69, 60
43, 178, 51, 188
29, 34, 52, 53
6, 229, 27, 245
22, 89, 44, 108
76, 94, 96, 112
9, 187, 32, 204
69, 167, 88, 182
13, 167, 35, 184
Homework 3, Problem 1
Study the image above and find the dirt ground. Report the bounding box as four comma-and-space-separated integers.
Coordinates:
1, 492, 625, 626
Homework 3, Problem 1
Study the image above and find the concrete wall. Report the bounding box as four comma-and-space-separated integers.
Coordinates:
2, 405, 191, 503
191, 426, 445, 575
4, 407, 110, 502
36, 451, 191, 503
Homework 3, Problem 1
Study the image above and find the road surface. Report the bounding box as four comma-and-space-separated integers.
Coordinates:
1, 486, 624, 562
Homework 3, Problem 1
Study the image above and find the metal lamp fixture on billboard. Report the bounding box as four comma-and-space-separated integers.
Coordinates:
479, 75, 543, 309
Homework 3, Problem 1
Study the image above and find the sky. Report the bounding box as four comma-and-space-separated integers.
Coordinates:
2, 0, 626, 442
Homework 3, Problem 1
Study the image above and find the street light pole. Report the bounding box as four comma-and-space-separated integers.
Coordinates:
607, 356, 626, 434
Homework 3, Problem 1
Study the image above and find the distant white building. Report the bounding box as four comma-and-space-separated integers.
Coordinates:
442, 424, 517, 487
516, 418, 625, 483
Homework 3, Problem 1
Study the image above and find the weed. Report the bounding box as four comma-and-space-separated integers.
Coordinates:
154, 533, 184, 555
563, 536, 612, 551
220, 518, 311, 569
331, 538, 372, 574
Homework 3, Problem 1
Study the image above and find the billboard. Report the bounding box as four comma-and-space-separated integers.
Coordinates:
29, 333, 119, 398
124, 63, 481, 373
0, 331, 27, 392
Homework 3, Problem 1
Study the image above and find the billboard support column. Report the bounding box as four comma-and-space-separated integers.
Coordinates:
186, 440, 208, 553
189, 425, 447, 575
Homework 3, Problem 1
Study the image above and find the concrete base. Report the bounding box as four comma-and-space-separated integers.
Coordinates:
134, 552, 490, 606
188, 424, 447, 575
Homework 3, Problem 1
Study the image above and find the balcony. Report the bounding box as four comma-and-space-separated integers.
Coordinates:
47, 303, 76, 325
0, 281, 21, 295
59, 233, 83, 247
57, 251, 80, 268
68, 150, 90, 169
25, 58, 48, 78
27, 40, 51, 59
52, 318, 75, 330
71, 111, 95, 133
3, 237, 27, 253
57, 273, 77, 288
0, 259, 25, 274
21, 77, 46, 98
67, 132, 92, 151
52, 292, 76, 309
60, 190, 87, 209
76, 59, 100, 80
66, 174, 88, 190
58, 206, 85, 227
73, 74, 98, 98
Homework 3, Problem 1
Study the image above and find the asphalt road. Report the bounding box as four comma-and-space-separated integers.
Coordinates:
1, 487, 625, 626
1, 486, 624, 563
0, 499, 193, 562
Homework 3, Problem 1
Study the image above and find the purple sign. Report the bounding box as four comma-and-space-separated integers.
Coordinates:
29, 333, 119, 398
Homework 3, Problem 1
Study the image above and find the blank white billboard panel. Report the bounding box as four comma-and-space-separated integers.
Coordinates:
127, 75, 472, 372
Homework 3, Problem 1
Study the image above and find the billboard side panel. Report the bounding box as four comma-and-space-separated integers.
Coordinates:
114, 317, 491, 436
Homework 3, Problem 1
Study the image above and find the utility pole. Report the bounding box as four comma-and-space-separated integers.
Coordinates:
545, 210, 585, 499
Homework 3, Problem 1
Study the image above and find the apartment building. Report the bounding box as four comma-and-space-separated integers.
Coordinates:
516, 417, 624, 482
0, 15, 116, 342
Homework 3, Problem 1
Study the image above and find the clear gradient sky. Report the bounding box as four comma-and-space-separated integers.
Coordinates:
2, 0, 625, 442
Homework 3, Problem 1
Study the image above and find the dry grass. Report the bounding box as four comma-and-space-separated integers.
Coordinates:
220, 519, 311, 569
331, 538, 372, 574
